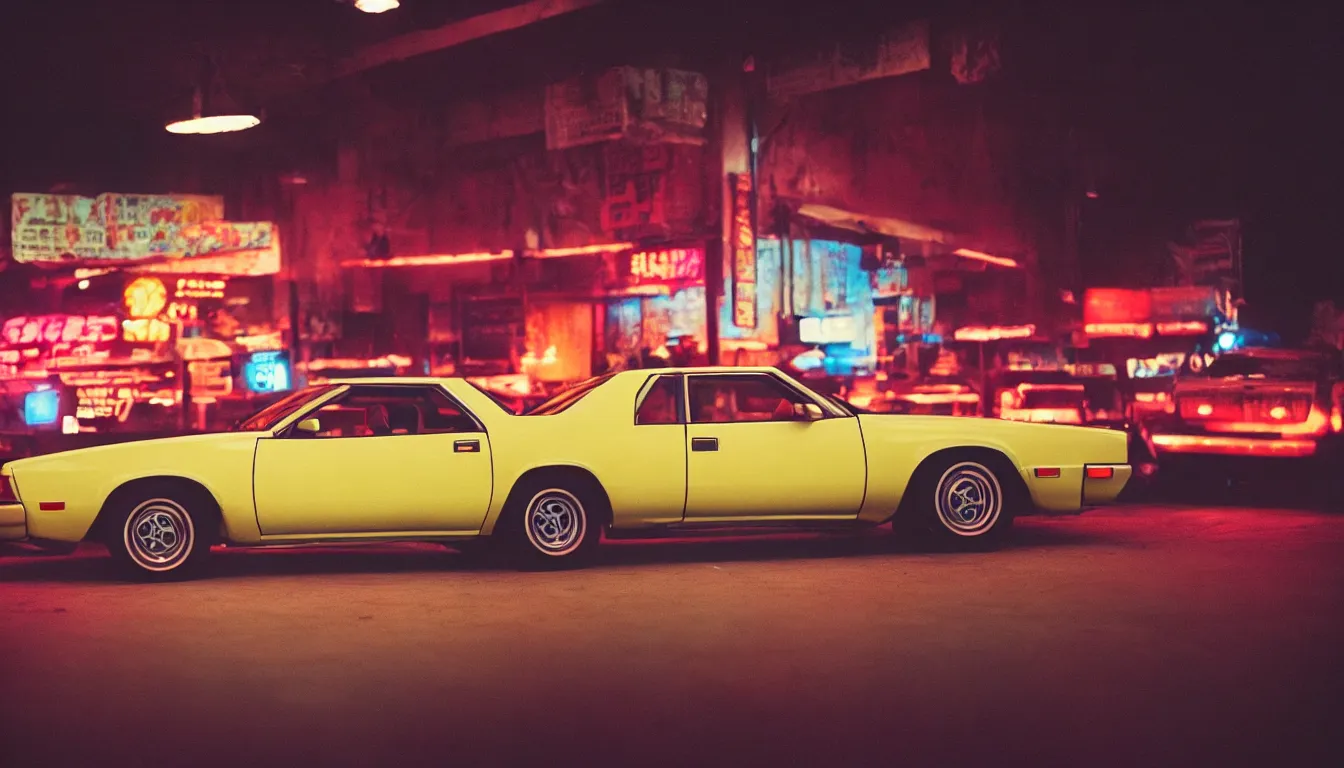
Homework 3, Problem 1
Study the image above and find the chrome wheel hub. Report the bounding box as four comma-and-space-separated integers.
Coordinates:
524, 490, 586, 555
934, 462, 1003, 536
124, 499, 194, 571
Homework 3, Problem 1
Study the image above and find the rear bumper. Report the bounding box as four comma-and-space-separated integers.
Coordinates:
1024, 464, 1132, 514
0, 502, 26, 541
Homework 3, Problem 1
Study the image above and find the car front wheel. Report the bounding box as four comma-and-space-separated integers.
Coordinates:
105, 492, 214, 579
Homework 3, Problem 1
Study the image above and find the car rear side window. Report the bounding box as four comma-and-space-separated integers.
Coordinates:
635, 375, 683, 425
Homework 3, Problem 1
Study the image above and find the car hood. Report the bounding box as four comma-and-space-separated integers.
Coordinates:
4, 431, 267, 473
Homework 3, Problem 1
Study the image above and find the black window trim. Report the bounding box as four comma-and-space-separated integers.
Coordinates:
633, 373, 687, 426
683, 371, 846, 425
277, 382, 487, 439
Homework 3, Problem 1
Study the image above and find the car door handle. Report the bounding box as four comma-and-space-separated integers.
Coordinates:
454, 439, 481, 453
691, 437, 718, 452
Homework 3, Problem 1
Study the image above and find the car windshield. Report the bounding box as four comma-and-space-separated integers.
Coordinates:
524, 374, 615, 415
1189, 353, 1328, 381
235, 386, 334, 431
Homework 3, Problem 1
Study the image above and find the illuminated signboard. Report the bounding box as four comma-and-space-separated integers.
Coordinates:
175, 277, 227, 299
729, 173, 756, 329
122, 318, 173, 343
188, 360, 234, 399
628, 247, 705, 285
10, 193, 280, 276
24, 390, 61, 427
244, 351, 291, 394
1, 315, 119, 348
124, 276, 168, 319
75, 385, 137, 421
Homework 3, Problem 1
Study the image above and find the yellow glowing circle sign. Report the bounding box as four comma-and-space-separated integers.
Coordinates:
124, 277, 168, 319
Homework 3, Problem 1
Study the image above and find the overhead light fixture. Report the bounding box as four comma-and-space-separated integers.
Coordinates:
166, 56, 260, 135
355, 0, 401, 12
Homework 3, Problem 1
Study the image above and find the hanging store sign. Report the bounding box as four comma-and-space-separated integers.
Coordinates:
544, 69, 629, 150
626, 247, 705, 286
729, 174, 756, 329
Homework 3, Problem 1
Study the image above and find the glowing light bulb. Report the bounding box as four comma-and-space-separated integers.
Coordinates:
355, 0, 400, 13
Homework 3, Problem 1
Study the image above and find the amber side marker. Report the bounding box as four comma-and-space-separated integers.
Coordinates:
1034, 468, 1061, 478
1085, 467, 1115, 480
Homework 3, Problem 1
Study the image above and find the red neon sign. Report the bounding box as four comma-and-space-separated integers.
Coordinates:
1, 315, 119, 348
628, 247, 705, 284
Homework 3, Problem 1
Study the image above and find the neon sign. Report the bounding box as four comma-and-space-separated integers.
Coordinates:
953, 325, 1036, 342
124, 276, 168, 319
175, 277, 226, 299
122, 318, 172, 343
75, 386, 137, 421
729, 173, 756, 329
1, 315, 119, 348
628, 248, 705, 284
1085, 322, 1154, 339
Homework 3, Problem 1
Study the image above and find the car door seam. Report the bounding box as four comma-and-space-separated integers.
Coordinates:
856, 417, 870, 516
251, 437, 265, 537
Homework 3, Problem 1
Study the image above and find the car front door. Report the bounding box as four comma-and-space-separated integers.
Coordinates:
253, 384, 493, 536
682, 372, 866, 520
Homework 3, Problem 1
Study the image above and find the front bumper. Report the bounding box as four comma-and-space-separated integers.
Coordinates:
1, 502, 26, 541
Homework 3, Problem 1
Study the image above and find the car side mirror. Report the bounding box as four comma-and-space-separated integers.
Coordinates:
294, 418, 321, 435
793, 403, 824, 421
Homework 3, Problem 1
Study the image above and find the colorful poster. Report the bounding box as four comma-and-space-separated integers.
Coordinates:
10, 193, 277, 275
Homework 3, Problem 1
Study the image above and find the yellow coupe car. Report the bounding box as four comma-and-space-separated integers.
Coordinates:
0, 367, 1131, 578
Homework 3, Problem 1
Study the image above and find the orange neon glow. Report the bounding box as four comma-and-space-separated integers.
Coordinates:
1085, 322, 1154, 338
1197, 407, 1330, 437
895, 391, 981, 405
525, 243, 635, 258
1196, 403, 1214, 416
952, 248, 1019, 268
340, 251, 514, 268
122, 318, 172, 343
1134, 392, 1170, 403
1155, 321, 1208, 335
1333, 408, 1343, 433
1151, 434, 1318, 457
953, 324, 1036, 342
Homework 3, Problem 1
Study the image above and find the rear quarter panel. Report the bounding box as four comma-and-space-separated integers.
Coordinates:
857, 415, 1129, 521
6, 433, 263, 543
447, 375, 689, 532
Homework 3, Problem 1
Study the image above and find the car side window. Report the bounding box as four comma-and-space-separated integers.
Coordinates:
293, 385, 479, 438
636, 375, 683, 425
687, 374, 809, 424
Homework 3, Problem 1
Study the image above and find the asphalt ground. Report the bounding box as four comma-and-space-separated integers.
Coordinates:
2, 505, 1341, 767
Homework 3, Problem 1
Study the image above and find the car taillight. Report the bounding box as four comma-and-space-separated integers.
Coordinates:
0, 476, 16, 503
1086, 466, 1115, 480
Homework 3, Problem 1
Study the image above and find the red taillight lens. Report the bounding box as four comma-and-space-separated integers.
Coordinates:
0, 476, 16, 503
1034, 467, 1061, 478
1086, 466, 1115, 480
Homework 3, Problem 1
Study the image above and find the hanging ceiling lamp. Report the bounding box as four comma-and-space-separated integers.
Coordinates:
165, 56, 261, 135
354, 0, 401, 13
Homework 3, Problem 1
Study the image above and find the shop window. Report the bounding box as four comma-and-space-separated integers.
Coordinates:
294, 385, 479, 438
686, 374, 808, 424
635, 375, 683, 425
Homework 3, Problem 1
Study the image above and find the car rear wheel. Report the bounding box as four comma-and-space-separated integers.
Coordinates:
105, 492, 214, 579
502, 478, 603, 568
909, 456, 1016, 545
